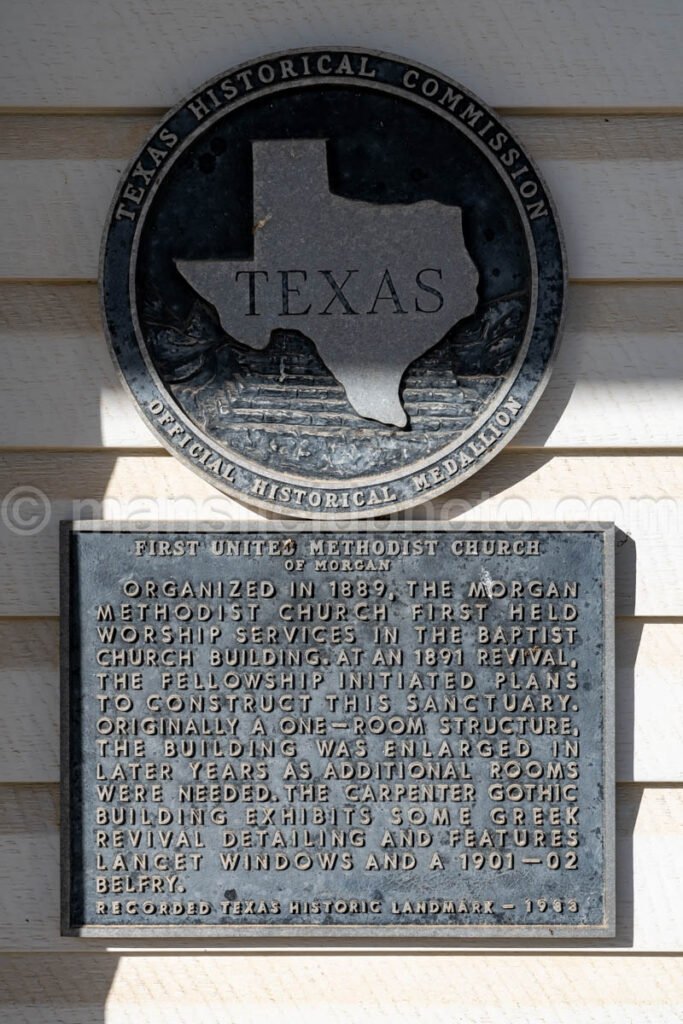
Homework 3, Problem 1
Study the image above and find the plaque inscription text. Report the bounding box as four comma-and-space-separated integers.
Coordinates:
62, 523, 614, 936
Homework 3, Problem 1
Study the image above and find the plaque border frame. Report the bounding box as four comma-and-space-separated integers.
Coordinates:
61, 520, 615, 940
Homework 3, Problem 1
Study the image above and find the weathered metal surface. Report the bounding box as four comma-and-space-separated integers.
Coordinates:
62, 522, 614, 938
100, 49, 566, 517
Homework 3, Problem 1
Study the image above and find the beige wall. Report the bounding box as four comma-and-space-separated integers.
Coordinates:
0, 1, 682, 1020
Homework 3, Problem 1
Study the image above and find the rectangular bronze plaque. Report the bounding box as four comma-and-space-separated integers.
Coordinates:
62, 522, 614, 937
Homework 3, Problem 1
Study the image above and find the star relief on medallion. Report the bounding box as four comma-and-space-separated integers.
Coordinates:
176, 139, 479, 428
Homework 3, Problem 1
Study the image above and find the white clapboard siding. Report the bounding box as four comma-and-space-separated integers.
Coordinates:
0, 618, 679, 785
2, 282, 682, 450
3, 114, 683, 162
0, 3, 680, 1021
1, 157, 682, 281
0, 955, 682, 1024
0, 621, 59, 784
0, 784, 678, 953
443, 113, 683, 162
0, 452, 681, 616
2, 0, 682, 110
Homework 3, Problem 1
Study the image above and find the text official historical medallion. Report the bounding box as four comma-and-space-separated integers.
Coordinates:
101, 49, 566, 517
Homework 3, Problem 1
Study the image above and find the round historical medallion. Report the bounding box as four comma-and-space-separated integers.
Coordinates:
101, 48, 565, 518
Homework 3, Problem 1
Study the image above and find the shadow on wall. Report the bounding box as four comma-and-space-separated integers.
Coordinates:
0, 446, 121, 1022
0, 303, 647, 1024
613, 530, 640, 951
0, 952, 119, 1023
